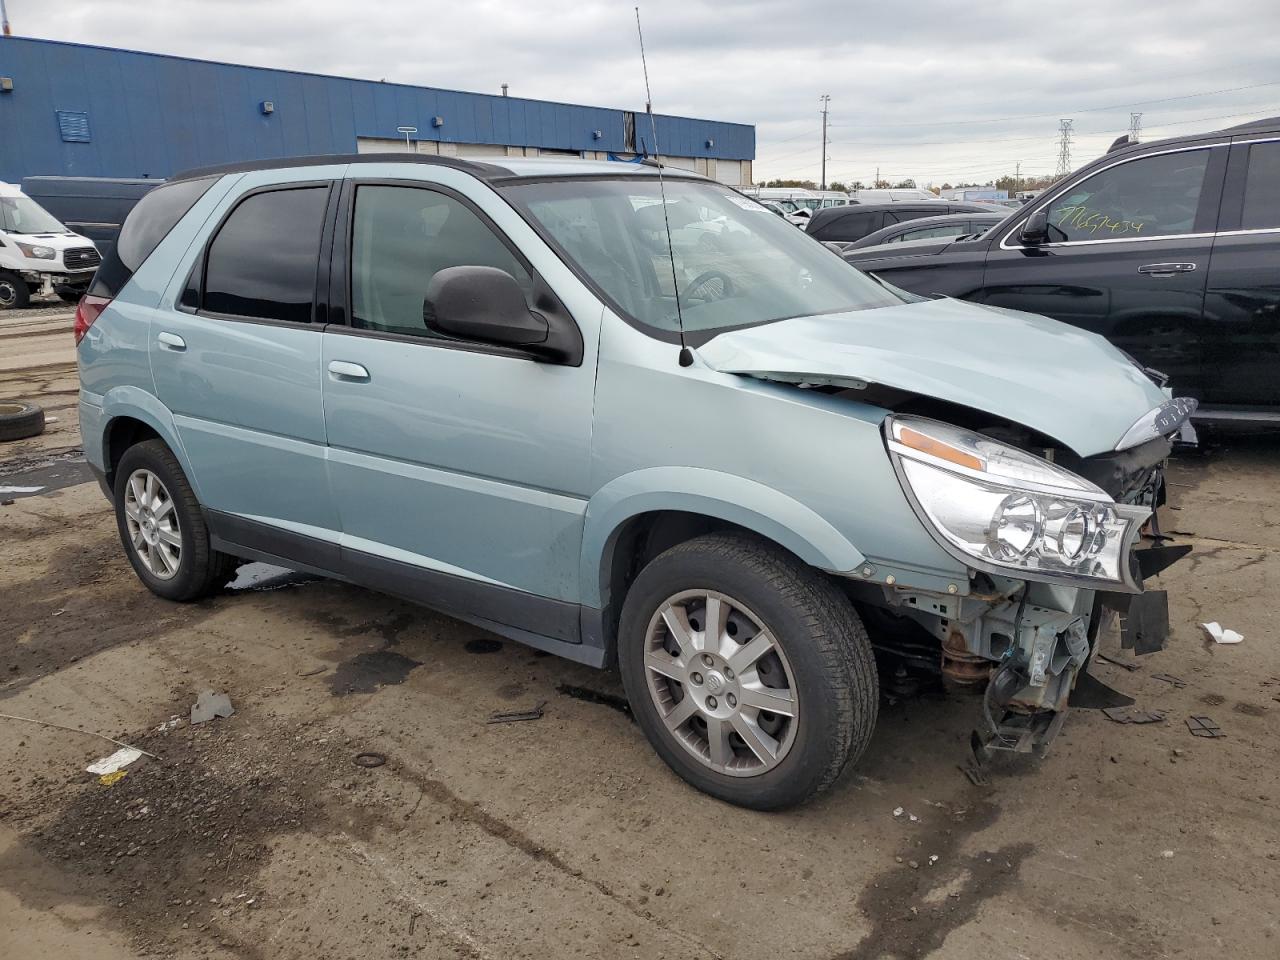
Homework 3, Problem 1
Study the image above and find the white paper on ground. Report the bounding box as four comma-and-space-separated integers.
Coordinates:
86, 747, 144, 775
1201, 621, 1244, 644
0, 486, 44, 495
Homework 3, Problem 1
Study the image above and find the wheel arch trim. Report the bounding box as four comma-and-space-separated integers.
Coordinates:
99, 388, 201, 498
580, 466, 867, 610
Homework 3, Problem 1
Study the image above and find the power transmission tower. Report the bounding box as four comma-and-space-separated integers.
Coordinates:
1128, 112, 1143, 143
1055, 119, 1074, 179
819, 94, 831, 190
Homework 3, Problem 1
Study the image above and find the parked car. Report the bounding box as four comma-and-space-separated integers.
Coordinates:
843, 212, 1008, 250
852, 188, 943, 203
78, 154, 1189, 809
805, 201, 999, 245
22, 176, 160, 263
840, 117, 1280, 422
0, 181, 101, 309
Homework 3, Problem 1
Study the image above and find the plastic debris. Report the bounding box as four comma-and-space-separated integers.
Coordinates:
1161, 850, 1175, 859
1186, 716, 1225, 738
98, 770, 128, 786
0, 485, 43, 495
190, 690, 234, 724
155, 716, 183, 732
892, 806, 905, 818
1201, 622, 1244, 644
1102, 706, 1167, 724
86, 746, 143, 775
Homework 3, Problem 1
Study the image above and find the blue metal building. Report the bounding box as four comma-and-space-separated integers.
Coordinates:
0, 36, 755, 185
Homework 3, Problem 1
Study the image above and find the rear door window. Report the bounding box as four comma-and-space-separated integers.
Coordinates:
1241, 140, 1280, 229
89, 176, 216, 299
202, 186, 329, 323
1045, 149, 1212, 241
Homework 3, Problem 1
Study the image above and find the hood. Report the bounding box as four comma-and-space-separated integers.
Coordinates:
698, 297, 1169, 457
0, 231, 92, 248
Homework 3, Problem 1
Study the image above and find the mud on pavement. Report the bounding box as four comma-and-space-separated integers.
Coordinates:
2, 429, 1280, 958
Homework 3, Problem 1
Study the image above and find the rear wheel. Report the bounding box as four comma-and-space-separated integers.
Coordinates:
0, 271, 30, 310
113, 440, 236, 601
618, 532, 878, 810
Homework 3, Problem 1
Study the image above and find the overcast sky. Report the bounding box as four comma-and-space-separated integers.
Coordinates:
9, 0, 1279, 185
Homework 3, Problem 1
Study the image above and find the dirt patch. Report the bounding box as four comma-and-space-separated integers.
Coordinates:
834, 801, 1032, 960
0, 705, 354, 956
0, 520, 218, 699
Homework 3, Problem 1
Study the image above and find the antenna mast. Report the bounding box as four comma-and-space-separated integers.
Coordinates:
635, 7, 691, 366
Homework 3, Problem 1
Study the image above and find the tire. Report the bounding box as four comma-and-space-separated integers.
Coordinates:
0, 270, 30, 310
112, 439, 237, 601
0, 401, 46, 442
618, 532, 878, 810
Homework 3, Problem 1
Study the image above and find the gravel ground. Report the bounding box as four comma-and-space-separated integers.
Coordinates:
1, 349, 1278, 959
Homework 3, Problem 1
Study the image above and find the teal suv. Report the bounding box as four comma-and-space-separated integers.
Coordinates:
77, 155, 1191, 808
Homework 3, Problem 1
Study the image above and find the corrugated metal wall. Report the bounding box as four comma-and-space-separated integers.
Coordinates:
0, 37, 755, 183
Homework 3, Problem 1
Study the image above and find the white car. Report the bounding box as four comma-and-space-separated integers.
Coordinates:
0, 182, 102, 309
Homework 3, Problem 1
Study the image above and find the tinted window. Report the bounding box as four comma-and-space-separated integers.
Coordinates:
1046, 150, 1210, 241
203, 187, 328, 323
812, 210, 878, 242
88, 176, 215, 299
901, 223, 969, 241
350, 185, 533, 339
1241, 141, 1280, 230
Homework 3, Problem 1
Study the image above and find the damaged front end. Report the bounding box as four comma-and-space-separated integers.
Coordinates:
860, 408, 1193, 759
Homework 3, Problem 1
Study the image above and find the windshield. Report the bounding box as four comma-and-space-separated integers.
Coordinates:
0, 194, 68, 234
503, 178, 904, 336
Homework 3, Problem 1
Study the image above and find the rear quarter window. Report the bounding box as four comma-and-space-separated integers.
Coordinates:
88, 176, 217, 299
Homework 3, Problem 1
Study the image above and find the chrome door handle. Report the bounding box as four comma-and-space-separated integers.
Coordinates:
327, 360, 370, 381
1138, 262, 1197, 276
157, 332, 187, 350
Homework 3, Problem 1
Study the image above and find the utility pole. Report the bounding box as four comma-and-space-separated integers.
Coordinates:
1015, 161, 1021, 194
501, 83, 509, 97
875, 166, 880, 188
1055, 119, 1074, 180
819, 94, 830, 190
1128, 112, 1143, 143
1, 0, 11, 36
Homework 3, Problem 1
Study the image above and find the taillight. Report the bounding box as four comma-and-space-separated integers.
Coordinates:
74, 294, 111, 344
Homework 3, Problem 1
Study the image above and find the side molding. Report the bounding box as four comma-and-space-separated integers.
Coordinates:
580, 466, 867, 609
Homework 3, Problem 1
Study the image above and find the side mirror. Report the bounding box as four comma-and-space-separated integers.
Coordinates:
424, 266, 548, 348
1019, 208, 1050, 245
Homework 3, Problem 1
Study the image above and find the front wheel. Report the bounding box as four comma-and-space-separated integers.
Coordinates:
112, 439, 237, 601
0, 270, 30, 310
618, 532, 878, 810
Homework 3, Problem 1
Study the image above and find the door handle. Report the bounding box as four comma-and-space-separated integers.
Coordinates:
1138, 262, 1197, 276
327, 360, 370, 381
157, 332, 187, 351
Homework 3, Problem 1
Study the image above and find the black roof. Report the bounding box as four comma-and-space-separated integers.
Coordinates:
805, 200, 998, 234
1224, 116, 1280, 133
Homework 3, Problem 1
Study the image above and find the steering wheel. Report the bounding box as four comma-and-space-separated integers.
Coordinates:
684, 270, 735, 303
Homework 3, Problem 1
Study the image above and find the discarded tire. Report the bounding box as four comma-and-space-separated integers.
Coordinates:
0, 401, 46, 442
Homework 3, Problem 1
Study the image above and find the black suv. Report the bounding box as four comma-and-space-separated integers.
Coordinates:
841, 117, 1280, 422
805, 201, 1002, 244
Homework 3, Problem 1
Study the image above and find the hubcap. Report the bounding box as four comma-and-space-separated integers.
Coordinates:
0, 281, 16, 307
123, 469, 182, 580
643, 590, 799, 777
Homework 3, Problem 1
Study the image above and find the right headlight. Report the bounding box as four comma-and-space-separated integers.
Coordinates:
886, 415, 1148, 591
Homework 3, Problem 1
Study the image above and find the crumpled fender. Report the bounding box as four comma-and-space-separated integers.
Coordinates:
579, 465, 867, 609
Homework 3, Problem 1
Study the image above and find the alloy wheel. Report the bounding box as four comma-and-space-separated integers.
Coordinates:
643, 589, 799, 777
123, 468, 182, 580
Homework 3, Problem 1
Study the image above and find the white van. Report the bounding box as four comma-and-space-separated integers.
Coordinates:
0, 182, 102, 310
852, 188, 943, 204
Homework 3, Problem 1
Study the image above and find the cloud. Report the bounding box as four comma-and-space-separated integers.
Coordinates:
9, 0, 1278, 184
